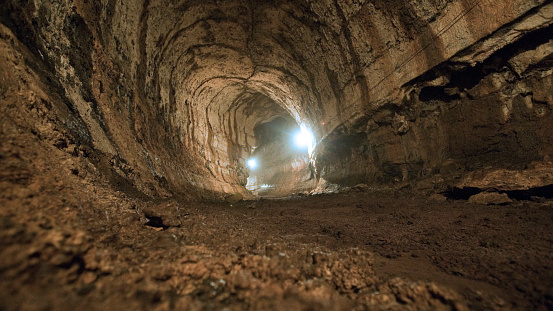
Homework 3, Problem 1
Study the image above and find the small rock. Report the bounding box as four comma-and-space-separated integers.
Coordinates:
530, 196, 547, 203
76, 283, 96, 296
392, 114, 410, 134
428, 193, 447, 203
81, 271, 98, 285
67, 230, 87, 246
232, 270, 253, 290
508, 40, 553, 75
352, 183, 370, 192
225, 193, 243, 204
142, 201, 182, 227
468, 192, 512, 205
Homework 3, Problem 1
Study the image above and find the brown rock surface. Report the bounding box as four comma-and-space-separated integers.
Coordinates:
3, 0, 553, 195
1, 0, 553, 310
458, 165, 553, 191
468, 192, 513, 205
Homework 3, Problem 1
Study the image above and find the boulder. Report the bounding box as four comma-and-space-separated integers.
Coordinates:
225, 193, 243, 204
468, 192, 513, 205
352, 184, 370, 192
428, 193, 448, 203
457, 165, 553, 192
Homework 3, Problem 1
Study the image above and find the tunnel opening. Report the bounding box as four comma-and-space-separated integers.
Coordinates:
245, 115, 315, 197
213, 88, 317, 198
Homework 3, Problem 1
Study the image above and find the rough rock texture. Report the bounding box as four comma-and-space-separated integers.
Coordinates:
467, 192, 513, 205
2, 0, 553, 309
316, 4, 553, 191
2, 0, 553, 197
458, 164, 553, 191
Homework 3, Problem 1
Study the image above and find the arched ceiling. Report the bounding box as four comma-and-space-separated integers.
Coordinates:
2, 0, 551, 198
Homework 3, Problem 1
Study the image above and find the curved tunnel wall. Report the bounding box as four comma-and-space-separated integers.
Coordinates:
2, 0, 552, 198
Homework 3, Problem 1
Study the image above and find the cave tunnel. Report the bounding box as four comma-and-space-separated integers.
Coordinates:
1, 0, 553, 310
246, 114, 315, 197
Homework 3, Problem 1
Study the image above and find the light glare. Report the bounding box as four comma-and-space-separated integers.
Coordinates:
247, 158, 257, 169
294, 127, 314, 149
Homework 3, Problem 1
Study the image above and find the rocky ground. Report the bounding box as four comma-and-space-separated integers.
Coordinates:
2, 157, 553, 311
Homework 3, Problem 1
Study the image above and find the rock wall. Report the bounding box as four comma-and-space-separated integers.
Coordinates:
1, 0, 552, 198
317, 15, 553, 193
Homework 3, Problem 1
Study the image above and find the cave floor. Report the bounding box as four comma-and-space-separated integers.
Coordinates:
1, 187, 553, 310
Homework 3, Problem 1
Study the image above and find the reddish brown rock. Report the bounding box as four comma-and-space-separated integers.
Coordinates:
468, 192, 513, 205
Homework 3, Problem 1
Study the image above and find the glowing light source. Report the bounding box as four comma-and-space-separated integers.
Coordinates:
293, 126, 314, 150
247, 158, 258, 170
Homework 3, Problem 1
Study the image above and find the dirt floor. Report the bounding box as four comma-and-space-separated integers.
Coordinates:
2, 173, 553, 311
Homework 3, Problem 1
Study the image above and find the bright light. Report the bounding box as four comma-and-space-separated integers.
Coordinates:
247, 158, 258, 170
293, 126, 314, 150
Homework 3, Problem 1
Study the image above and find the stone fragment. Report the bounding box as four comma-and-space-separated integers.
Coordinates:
392, 114, 410, 134
225, 193, 243, 204
457, 165, 553, 191
142, 201, 183, 228
428, 193, 447, 203
352, 184, 370, 192
80, 271, 97, 285
468, 192, 513, 205
509, 40, 553, 76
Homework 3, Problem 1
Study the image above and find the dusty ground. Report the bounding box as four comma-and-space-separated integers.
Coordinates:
2, 168, 553, 311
